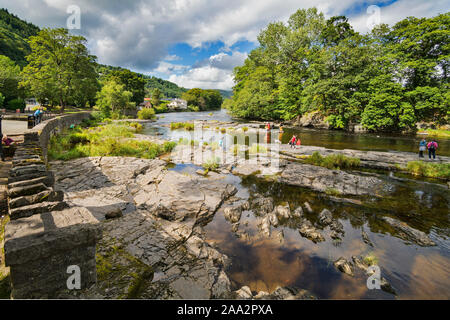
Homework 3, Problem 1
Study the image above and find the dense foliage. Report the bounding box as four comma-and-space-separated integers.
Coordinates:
182, 88, 223, 111
228, 9, 449, 132
143, 75, 187, 99
0, 9, 39, 66
20, 28, 99, 110
0, 54, 23, 108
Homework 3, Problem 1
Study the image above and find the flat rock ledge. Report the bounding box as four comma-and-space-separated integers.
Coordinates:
50, 157, 240, 299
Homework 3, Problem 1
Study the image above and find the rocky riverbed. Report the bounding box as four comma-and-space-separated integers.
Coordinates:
50, 157, 317, 299
48, 148, 447, 298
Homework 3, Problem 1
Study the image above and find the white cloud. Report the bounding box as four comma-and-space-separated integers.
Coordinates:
169, 66, 234, 90
348, 0, 450, 33
165, 50, 247, 90
1, 0, 448, 89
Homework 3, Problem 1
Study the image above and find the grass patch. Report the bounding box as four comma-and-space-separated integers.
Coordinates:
95, 244, 154, 299
178, 138, 199, 147
48, 123, 176, 161
203, 157, 221, 172
405, 161, 450, 179
325, 188, 342, 196
304, 152, 360, 170
363, 253, 379, 266
170, 122, 194, 131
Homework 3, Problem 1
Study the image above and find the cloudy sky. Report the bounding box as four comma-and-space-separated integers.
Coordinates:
1, 0, 448, 90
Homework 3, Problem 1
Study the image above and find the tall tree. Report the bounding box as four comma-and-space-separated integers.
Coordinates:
20, 28, 98, 111
95, 80, 135, 117
107, 69, 146, 104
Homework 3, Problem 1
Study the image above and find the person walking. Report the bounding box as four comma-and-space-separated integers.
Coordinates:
419, 139, 427, 158
295, 137, 301, 149
427, 139, 438, 160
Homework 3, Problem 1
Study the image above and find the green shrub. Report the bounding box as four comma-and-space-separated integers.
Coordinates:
406, 161, 450, 179
188, 105, 200, 112
220, 128, 226, 134
154, 104, 168, 114
137, 108, 156, 120
242, 127, 249, 132
129, 122, 143, 132
305, 152, 360, 170
6, 98, 25, 110
170, 122, 194, 131
203, 157, 220, 172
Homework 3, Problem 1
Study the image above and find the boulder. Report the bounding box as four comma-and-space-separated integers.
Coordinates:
105, 207, 123, 220
275, 204, 291, 219
235, 286, 253, 299
292, 206, 304, 218
304, 202, 313, 213
334, 257, 354, 276
318, 209, 333, 226
224, 205, 242, 224
298, 220, 325, 243
381, 216, 436, 246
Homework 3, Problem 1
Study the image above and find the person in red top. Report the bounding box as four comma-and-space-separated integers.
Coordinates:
427, 140, 438, 160
295, 138, 301, 149
289, 135, 296, 148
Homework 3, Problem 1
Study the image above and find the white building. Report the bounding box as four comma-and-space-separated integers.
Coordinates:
167, 98, 188, 110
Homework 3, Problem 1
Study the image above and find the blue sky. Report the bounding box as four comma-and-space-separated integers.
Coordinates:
1, 0, 448, 90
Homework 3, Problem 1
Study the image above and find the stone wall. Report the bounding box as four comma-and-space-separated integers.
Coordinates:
3, 112, 102, 299
25, 111, 91, 163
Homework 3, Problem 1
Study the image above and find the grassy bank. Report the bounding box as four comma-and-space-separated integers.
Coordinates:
48, 122, 176, 161
404, 161, 450, 179
304, 152, 360, 170
417, 129, 450, 138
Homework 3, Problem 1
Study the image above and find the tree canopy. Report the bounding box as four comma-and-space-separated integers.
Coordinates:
20, 28, 99, 110
228, 9, 450, 132
182, 88, 223, 111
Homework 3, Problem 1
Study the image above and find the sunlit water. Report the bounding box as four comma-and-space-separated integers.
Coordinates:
155, 110, 449, 299
144, 109, 450, 156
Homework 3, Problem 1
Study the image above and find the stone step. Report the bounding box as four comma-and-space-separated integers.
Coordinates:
9, 201, 69, 220
8, 183, 49, 198
8, 175, 54, 189
8, 171, 53, 184
10, 164, 47, 177
9, 190, 64, 209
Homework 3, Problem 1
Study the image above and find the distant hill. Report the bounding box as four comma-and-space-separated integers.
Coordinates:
217, 90, 232, 99
142, 75, 188, 99
0, 8, 39, 66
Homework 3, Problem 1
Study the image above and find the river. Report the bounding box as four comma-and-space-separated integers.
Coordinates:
144, 109, 450, 299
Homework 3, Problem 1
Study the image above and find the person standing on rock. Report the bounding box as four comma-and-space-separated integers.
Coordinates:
289, 135, 296, 148
427, 139, 438, 160
419, 139, 427, 158
295, 137, 301, 149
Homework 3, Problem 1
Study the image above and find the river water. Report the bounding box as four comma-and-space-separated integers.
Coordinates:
145, 110, 450, 299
